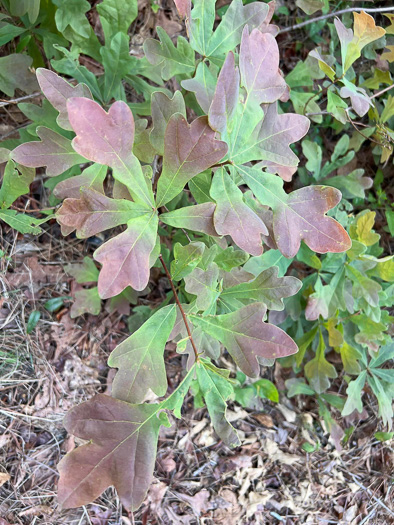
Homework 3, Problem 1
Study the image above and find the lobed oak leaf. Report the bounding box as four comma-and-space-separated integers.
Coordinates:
150, 91, 186, 156
238, 166, 351, 258
205, 0, 269, 59
57, 394, 169, 510
196, 360, 240, 447
36, 68, 92, 131
239, 27, 287, 105
70, 287, 101, 318
184, 263, 220, 311
94, 212, 158, 298
53, 163, 107, 200
67, 98, 134, 166
181, 62, 218, 113
108, 305, 177, 403
160, 202, 218, 236
12, 127, 86, 177
210, 168, 267, 256
209, 52, 239, 135
220, 266, 302, 311
143, 27, 195, 80
190, 303, 298, 377
156, 114, 228, 206
67, 97, 154, 207
57, 188, 149, 238
232, 102, 310, 175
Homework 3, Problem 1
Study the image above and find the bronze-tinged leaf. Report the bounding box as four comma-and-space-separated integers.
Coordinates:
67, 97, 154, 207
239, 27, 287, 104
220, 266, 302, 311
36, 68, 92, 131
190, 303, 298, 377
67, 98, 134, 167
156, 114, 228, 206
150, 91, 186, 156
12, 127, 86, 177
232, 102, 310, 179
56, 188, 149, 238
210, 167, 267, 256
209, 52, 239, 134
160, 202, 218, 236
94, 212, 158, 297
238, 166, 351, 258
53, 163, 107, 200
57, 394, 169, 510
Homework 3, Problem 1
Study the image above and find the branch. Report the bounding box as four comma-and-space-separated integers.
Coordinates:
0, 92, 42, 108
159, 254, 199, 363
278, 6, 394, 34
370, 83, 394, 100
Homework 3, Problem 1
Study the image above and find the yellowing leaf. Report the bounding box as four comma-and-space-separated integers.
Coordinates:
343, 11, 386, 73
384, 13, 394, 35
383, 45, 394, 63
355, 211, 380, 246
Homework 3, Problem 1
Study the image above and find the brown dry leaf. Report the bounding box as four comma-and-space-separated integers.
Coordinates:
19, 505, 53, 517
175, 489, 212, 516
0, 472, 10, 488
253, 413, 274, 428
263, 438, 300, 465
148, 480, 167, 512
245, 491, 272, 518
212, 489, 243, 523
6, 256, 62, 292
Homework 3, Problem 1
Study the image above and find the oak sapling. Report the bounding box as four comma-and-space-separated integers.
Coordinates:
10, 0, 355, 512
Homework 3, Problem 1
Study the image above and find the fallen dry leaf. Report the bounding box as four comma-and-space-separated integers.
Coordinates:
0, 472, 10, 488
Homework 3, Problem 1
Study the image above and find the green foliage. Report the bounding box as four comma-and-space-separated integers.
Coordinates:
1, 0, 393, 514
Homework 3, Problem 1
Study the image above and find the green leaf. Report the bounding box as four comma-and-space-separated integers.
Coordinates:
342, 370, 367, 416
367, 375, 393, 429
302, 140, 322, 179
0, 209, 42, 235
108, 305, 177, 403
346, 264, 381, 308
339, 342, 361, 375
100, 32, 134, 102
54, 0, 91, 38
181, 61, 218, 113
296, 0, 325, 15
196, 359, 240, 447
170, 242, 205, 281
97, 0, 138, 41
150, 91, 186, 156
44, 296, 70, 312
374, 432, 394, 442
0, 160, 34, 209
65, 256, 99, 284
214, 246, 249, 271
143, 27, 195, 81
0, 54, 38, 97
286, 378, 315, 397
386, 209, 394, 237
0, 22, 26, 46
184, 263, 220, 311
304, 331, 337, 394
26, 311, 41, 334
70, 287, 101, 318
253, 379, 279, 403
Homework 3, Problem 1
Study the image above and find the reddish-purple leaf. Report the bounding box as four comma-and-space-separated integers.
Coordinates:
209, 52, 239, 134
94, 212, 158, 297
53, 163, 107, 200
259, 0, 279, 35
36, 68, 92, 131
173, 0, 191, 20
57, 188, 148, 238
12, 127, 86, 176
210, 168, 267, 256
160, 202, 218, 236
238, 166, 352, 258
58, 394, 168, 510
239, 27, 287, 104
190, 303, 298, 377
156, 115, 228, 206
67, 98, 154, 207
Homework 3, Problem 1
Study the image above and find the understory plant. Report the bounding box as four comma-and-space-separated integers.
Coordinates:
1, 0, 393, 512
